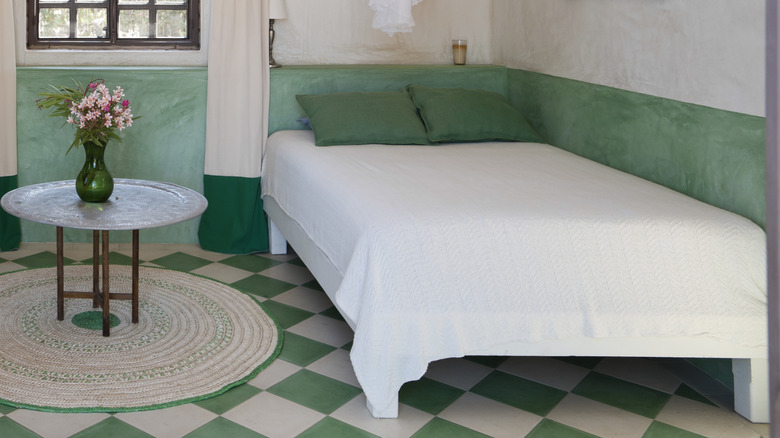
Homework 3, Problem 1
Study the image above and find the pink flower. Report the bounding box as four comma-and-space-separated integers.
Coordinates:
122, 100, 129, 108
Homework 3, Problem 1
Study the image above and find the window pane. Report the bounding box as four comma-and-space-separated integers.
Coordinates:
40, 0, 70, 4
76, 0, 107, 4
77, 8, 107, 38
118, 0, 149, 4
156, 9, 186, 38
39, 8, 70, 38
156, 0, 186, 4
118, 9, 150, 38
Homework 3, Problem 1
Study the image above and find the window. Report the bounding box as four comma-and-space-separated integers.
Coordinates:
27, 0, 200, 49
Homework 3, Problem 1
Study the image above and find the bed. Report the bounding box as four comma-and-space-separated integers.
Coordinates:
260, 84, 768, 421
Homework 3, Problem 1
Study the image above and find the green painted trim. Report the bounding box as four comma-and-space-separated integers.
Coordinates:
0, 175, 21, 252
507, 68, 766, 228
199, 175, 269, 254
270, 64, 507, 134
0, 266, 283, 414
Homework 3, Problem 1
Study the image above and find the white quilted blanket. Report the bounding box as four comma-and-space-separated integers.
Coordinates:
261, 130, 767, 417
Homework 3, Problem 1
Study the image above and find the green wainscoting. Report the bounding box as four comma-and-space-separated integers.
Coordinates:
269, 64, 507, 134
0, 175, 21, 251
507, 68, 766, 229
16, 67, 207, 244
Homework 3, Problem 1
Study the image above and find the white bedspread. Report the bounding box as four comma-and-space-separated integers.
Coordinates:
261, 130, 767, 417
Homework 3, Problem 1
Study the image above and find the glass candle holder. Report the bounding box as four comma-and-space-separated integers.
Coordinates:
452, 39, 468, 65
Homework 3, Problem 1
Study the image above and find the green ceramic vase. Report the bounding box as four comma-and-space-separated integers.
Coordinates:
76, 140, 114, 203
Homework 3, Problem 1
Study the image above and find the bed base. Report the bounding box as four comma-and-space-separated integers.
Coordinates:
263, 202, 769, 423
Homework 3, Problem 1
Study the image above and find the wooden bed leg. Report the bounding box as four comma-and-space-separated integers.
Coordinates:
732, 358, 770, 423
267, 218, 288, 255
366, 393, 399, 419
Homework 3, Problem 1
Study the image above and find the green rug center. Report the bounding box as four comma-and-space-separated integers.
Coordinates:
71, 311, 120, 330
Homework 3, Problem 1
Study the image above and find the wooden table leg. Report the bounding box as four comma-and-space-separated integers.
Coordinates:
92, 230, 99, 308
102, 230, 110, 337
56, 227, 64, 321
132, 229, 139, 324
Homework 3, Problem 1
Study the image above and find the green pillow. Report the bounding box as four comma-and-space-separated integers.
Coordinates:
406, 84, 545, 144
295, 91, 430, 146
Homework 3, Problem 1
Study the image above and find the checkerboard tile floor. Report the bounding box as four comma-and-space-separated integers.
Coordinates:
0, 243, 769, 438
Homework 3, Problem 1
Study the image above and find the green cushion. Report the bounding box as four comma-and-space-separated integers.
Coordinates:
406, 84, 545, 143
295, 91, 430, 146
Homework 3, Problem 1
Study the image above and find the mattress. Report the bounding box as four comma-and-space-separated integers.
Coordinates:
261, 129, 767, 417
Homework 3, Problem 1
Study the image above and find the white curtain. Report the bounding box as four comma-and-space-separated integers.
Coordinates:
199, 0, 271, 253
1, 0, 17, 178
204, 0, 269, 178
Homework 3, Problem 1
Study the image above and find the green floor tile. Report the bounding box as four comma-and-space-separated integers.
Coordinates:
526, 419, 600, 438
267, 369, 362, 414
399, 377, 465, 415
193, 383, 262, 415
69, 417, 154, 438
465, 356, 507, 368
572, 372, 671, 418
674, 384, 717, 407
0, 417, 42, 438
278, 332, 336, 366
231, 275, 296, 298
261, 301, 314, 329
470, 370, 567, 416
555, 357, 603, 369
13, 251, 76, 268
147, 252, 212, 272
411, 418, 492, 438
0, 403, 17, 414
319, 306, 345, 322
184, 417, 268, 438
298, 417, 380, 438
642, 421, 708, 438
288, 257, 306, 267
219, 254, 281, 273
302, 279, 323, 291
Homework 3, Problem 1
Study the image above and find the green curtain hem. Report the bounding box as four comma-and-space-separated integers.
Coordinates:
0, 175, 21, 252
198, 175, 269, 254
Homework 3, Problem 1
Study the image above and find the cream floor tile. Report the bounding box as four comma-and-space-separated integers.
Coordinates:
546, 393, 654, 438
190, 263, 254, 284
308, 349, 361, 387
223, 391, 325, 438
6, 410, 110, 438
0, 243, 54, 259
259, 262, 315, 285
424, 358, 493, 391
594, 358, 681, 394
438, 392, 543, 438
114, 404, 217, 438
498, 357, 591, 392
272, 286, 334, 313
247, 359, 302, 390
172, 245, 233, 262
655, 395, 767, 438
287, 314, 354, 347
331, 394, 433, 438
0, 261, 25, 274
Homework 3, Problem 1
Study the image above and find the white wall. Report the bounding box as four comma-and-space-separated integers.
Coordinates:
492, 0, 765, 117
273, 0, 492, 65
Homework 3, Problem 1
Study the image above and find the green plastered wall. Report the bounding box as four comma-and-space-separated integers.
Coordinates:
16, 67, 207, 244
507, 68, 766, 229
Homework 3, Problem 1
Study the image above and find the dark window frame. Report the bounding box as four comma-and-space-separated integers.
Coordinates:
27, 0, 200, 50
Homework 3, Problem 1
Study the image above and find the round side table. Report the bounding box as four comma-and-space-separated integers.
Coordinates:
1, 179, 208, 336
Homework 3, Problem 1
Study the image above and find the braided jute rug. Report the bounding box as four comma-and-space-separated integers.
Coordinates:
0, 265, 282, 412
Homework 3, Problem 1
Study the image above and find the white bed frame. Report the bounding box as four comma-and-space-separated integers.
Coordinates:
264, 198, 769, 422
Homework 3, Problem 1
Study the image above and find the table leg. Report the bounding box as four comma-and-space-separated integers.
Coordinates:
102, 230, 110, 337
56, 227, 64, 321
92, 230, 99, 308
132, 229, 139, 324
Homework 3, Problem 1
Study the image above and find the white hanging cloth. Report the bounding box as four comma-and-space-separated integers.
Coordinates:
369, 0, 424, 36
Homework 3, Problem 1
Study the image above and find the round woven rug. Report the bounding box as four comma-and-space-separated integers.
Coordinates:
0, 265, 281, 412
